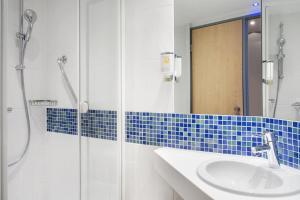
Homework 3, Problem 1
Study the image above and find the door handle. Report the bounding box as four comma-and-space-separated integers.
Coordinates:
234, 106, 241, 115
80, 101, 89, 113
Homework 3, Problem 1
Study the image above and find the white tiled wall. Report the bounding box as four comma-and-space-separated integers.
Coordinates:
4, 0, 80, 199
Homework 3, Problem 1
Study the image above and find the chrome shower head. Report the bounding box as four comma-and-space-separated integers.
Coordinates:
23, 9, 37, 41
278, 23, 286, 48
24, 9, 37, 25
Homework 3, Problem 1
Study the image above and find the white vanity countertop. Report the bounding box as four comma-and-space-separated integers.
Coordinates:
154, 148, 300, 200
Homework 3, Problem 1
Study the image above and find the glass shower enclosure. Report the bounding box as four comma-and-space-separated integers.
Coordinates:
262, 0, 300, 121
0, 0, 122, 199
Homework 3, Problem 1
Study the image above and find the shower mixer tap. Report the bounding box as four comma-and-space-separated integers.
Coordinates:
252, 131, 280, 168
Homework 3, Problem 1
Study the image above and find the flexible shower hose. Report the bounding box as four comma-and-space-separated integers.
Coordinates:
272, 76, 281, 118
272, 59, 283, 118
8, 69, 31, 167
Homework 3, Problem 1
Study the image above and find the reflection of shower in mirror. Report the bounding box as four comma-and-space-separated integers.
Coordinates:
272, 22, 286, 118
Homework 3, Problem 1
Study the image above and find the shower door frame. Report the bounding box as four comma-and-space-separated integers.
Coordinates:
262, 0, 270, 117
0, 0, 7, 198
0, 0, 3, 198
78, 0, 124, 199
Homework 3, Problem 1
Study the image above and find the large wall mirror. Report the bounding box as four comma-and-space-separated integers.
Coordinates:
174, 0, 300, 121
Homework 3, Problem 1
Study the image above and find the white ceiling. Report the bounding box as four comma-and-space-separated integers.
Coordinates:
175, 0, 261, 27
268, 1, 300, 15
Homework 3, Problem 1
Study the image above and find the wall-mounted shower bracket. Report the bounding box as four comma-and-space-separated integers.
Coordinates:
58, 55, 67, 64
15, 64, 25, 70
292, 102, 300, 110
16, 32, 26, 40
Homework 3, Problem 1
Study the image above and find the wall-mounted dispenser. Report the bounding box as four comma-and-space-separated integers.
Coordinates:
174, 55, 182, 82
160, 52, 182, 82
161, 52, 174, 81
263, 60, 274, 84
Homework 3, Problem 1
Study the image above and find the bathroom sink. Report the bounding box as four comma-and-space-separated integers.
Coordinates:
154, 148, 300, 200
197, 157, 300, 197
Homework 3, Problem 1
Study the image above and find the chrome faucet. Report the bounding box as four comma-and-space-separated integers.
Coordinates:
252, 131, 280, 168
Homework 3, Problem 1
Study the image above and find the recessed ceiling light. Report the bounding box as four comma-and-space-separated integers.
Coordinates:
250, 20, 256, 26
252, 2, 260, 7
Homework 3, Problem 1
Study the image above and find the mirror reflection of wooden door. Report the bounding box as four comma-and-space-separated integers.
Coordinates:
191, 19, 243, 115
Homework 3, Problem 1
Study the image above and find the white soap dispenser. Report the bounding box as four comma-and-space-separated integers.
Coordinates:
263, 60, 274, 84
175, 55, 182, 82
160, 52, 175, 81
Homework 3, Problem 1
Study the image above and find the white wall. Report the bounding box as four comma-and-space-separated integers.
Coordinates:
125, 0, 174, 113
80, 0, 120, 110
267, 12, 300, 120
125, 144, 174, 200
44, 0, 79, 108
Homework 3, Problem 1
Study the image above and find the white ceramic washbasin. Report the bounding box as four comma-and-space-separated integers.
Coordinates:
154, 148, 300, 200
197, 157, 300, 197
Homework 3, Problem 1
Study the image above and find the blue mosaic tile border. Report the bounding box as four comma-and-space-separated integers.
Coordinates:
47, 108, 77, 135
81, 110, 117, 140
126, 112, 300, 169
46, 108, 300, 169
47, 108, 117, 141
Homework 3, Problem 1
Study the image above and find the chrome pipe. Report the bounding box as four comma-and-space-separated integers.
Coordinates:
57, 55, 78, 103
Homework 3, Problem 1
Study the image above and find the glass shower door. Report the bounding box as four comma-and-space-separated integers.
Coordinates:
79, 0, 122, 199
3, 0, 81, 200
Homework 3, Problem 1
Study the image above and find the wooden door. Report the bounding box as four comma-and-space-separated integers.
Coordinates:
192, 20, 243, 115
